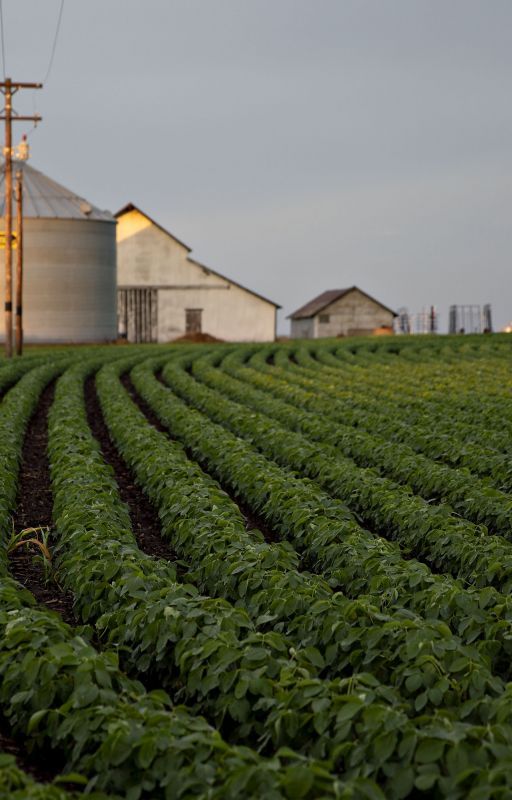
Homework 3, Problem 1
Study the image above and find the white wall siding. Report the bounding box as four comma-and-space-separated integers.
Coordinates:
157, 284, 275, 342
117, 208, 277, 342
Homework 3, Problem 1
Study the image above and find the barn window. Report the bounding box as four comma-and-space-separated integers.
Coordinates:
319, 314, 330, 324
185, 308, 203, 334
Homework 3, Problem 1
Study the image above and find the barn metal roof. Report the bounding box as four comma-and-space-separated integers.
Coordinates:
288, 287, 397, 319
0, 160, 114, 221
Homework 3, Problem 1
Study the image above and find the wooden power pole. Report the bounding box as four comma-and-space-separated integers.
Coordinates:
0, 79, 42, 357
15, 169, 23, 356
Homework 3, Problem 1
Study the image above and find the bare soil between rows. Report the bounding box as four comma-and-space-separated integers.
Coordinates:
84, 374, 177, 564
6, 381, 78, 784
0, 720, 65, 784
9, 382, 77, 626
124, 370, 279, 542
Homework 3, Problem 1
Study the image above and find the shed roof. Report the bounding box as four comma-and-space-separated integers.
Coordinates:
0, 160, 114, 221
288, 287, 397, 319
116, 203, 281, 309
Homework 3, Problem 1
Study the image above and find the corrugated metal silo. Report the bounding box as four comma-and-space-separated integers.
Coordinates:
0, 160, 117, 342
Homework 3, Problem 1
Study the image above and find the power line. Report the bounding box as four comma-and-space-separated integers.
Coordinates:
42, 0, 64, 85
25, 87, 39, 139
28, 0, 64, 141
0, 0, 64, 94
0, 0, 6, 80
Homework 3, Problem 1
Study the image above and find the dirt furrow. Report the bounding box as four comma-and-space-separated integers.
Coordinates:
123, 371, 280, 542
9, 382, 77, 626
0, 719, 67, 784
84, 374, 177, 564
5, 381, 77, 783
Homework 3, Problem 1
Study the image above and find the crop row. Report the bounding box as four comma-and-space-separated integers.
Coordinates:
281, 341, 512, 467
0, 354, 343, 799
228, 354, 512, 534
317, 340, 508, 390
247, 345, 512, 496
277, 345, 512, 472
0, 751, 105, 800
329, 334, 512, 377
150, 352, 512, 675
49, 355, 384, 796
306, 343, 510, 422
211, 349, 512, 537
0, 357, 122, 798
296, 342, 512, 450
100, 358, 490, 733
162, 353, 512, 596
97, 359, 336, 635
134, 355, 512, 682
2, 340, 510, 799
327, 336, 511, 366
108, 356, 506, 721
285, 337, 512, 453
0, 354, 52, 396
94, 354, 512, 796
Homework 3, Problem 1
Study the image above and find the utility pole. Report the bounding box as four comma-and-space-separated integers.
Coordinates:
0, 79, 42, 357
15, 169, 23, 356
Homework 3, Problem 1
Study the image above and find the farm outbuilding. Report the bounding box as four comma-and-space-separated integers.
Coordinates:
116, 204, 279, 343
289, 287, 397, 339
0, 160, 117, 343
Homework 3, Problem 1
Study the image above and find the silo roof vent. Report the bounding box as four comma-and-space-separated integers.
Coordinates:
79, 200, 92, 216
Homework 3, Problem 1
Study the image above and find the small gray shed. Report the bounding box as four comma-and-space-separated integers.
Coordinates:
289, 287, 397, 339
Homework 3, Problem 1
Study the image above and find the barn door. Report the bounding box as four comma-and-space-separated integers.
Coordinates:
185, 308, 202, 334
118, 288, 158, 343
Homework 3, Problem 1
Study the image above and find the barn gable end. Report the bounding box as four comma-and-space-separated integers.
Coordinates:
318, 287, 395, 337
116, 204, 279, 343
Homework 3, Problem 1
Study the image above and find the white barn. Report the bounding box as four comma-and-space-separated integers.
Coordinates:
116, 204, 279, 342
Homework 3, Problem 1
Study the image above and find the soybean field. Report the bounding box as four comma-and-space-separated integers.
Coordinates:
1, 334, 512, 799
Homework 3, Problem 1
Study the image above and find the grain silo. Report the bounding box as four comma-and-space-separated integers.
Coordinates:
0, 157, 117, 343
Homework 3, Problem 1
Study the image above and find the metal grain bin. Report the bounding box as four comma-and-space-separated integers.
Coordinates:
0, 160, 116, 343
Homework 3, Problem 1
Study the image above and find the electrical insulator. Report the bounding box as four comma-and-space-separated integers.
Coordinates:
15, 134, 29, 161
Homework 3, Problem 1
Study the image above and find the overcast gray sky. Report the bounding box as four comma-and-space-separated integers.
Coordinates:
3, 0, 512, 332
